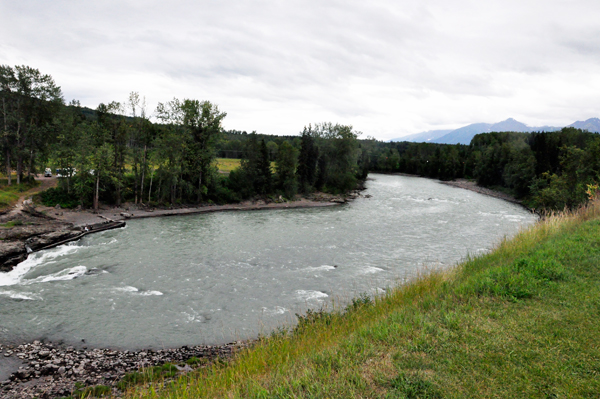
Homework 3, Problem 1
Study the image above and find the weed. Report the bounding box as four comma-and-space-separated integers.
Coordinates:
1, 220, 23, 228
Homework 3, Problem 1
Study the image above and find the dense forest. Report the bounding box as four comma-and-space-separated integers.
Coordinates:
2, 65, 599, 212
366, 128, 600, 210
0, 65, 366, 210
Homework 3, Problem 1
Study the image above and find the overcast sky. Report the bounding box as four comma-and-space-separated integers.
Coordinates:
1, 0, 599, 140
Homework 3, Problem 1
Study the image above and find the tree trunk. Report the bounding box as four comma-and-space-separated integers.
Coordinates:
28, 149, 34, 178
16, 154, 22, 185
140, 145, 147, 205
133, 162, 139, 205
94, 174, 100, 213
5, 149, 11, 186
148, 171, 153, 203
2, 98, 10, 186
197, 171, 202, 204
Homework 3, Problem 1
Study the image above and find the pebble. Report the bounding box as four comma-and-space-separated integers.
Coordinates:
0, 339, 250, 398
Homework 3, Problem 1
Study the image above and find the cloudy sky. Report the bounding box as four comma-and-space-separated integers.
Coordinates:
1, 0, 599, 140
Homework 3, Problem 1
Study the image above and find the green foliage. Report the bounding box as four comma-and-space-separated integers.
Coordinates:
40, 187, 79, 208
58, 383, 111, 398
275, 141, 298, 198
3, 64, 365, 209
2, 220, 23, 228
370, 128, 600, 210
117, 363, 179, 390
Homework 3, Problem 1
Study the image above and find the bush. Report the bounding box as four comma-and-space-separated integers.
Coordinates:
40, 187, 79, 208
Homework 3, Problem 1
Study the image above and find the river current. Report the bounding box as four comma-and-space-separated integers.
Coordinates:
0, 174, 536, 349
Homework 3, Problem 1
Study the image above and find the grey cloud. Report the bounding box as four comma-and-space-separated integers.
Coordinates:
1, 0, 600, 139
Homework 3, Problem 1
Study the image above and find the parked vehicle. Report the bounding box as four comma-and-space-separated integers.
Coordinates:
55, 168, 77, 177
44, 168, 52, 177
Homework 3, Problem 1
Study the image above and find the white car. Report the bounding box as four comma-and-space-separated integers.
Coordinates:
44, 168, 52, 177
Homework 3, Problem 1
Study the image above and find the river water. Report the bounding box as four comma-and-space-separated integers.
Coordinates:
0, 174, 536, 349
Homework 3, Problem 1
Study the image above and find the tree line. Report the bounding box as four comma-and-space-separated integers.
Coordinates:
367, 128, 600, 210
1, 65, 366, 210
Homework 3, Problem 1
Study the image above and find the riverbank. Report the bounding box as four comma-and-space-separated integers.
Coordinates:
439, 178, 524, 206
122, 199, 600, 398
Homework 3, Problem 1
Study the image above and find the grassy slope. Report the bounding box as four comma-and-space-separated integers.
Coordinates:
0, 178, 40, 209
124, 203, 600, 399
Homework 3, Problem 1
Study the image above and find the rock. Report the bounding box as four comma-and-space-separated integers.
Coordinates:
14, 370, 31, 380
120, 212, 132, 219
54, 204, 61, 209
0, 242, 27, 271
26, 230, 81, 251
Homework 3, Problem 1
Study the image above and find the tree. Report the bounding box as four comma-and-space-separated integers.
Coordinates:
0, 65, 63, 185
297, 126, 318, 193
155, 98, 226, 203
275, 141, 298, 198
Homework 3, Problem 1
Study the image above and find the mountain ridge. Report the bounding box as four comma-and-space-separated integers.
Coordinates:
391, 117, 600, 144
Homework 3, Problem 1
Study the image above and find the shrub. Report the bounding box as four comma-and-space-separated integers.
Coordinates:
40, 187, 79, 208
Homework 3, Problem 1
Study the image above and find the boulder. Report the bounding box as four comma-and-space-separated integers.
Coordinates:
0, 242, 27, 271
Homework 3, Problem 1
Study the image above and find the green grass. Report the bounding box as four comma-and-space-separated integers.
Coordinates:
216, 158, 242, 174
1, 220, 24, 228
59, 383, 112, 398
0, 179, 40, 209
215, 158, 276, 174
123, 201, 600, 398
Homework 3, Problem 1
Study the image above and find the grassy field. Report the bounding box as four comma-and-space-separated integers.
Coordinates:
118, 200, 600, 398
216, 158, 242, 174
215, 158, 275, 174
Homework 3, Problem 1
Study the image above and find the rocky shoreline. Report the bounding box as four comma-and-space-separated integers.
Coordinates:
0, 340, 250, 398
0, 206, 125, 273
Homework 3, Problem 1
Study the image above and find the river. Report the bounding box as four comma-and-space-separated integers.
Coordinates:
0, 174, 536, 349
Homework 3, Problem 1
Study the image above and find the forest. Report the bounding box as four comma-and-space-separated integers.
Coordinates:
0, 65, 367, 210
2, 64, 599, 212
366, 128, 600, 210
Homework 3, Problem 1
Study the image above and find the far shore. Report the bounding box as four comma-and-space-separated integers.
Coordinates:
48, 197, 344, 228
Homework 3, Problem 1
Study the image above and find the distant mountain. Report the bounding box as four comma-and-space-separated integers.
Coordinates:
390, 129, 452, 142
392, 117, 598, 145
568, 117, 600, 133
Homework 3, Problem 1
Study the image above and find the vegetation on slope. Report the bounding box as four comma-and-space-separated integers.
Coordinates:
117, 201, 600, 398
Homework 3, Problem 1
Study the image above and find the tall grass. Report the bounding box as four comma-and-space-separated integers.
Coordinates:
123, 199, 600, 398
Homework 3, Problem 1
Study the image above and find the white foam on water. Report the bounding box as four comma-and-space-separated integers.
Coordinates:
25, 266, 87, 284
358, 266, 384, 275
97, 238, 118, 246
139, 290, 163, 296
296, 290, 329, 301
113, 286, 139, 293
261, 306, 288, 316
302, 265, 336, 272
0, 243, 83, 287
0, 290, 41, 300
